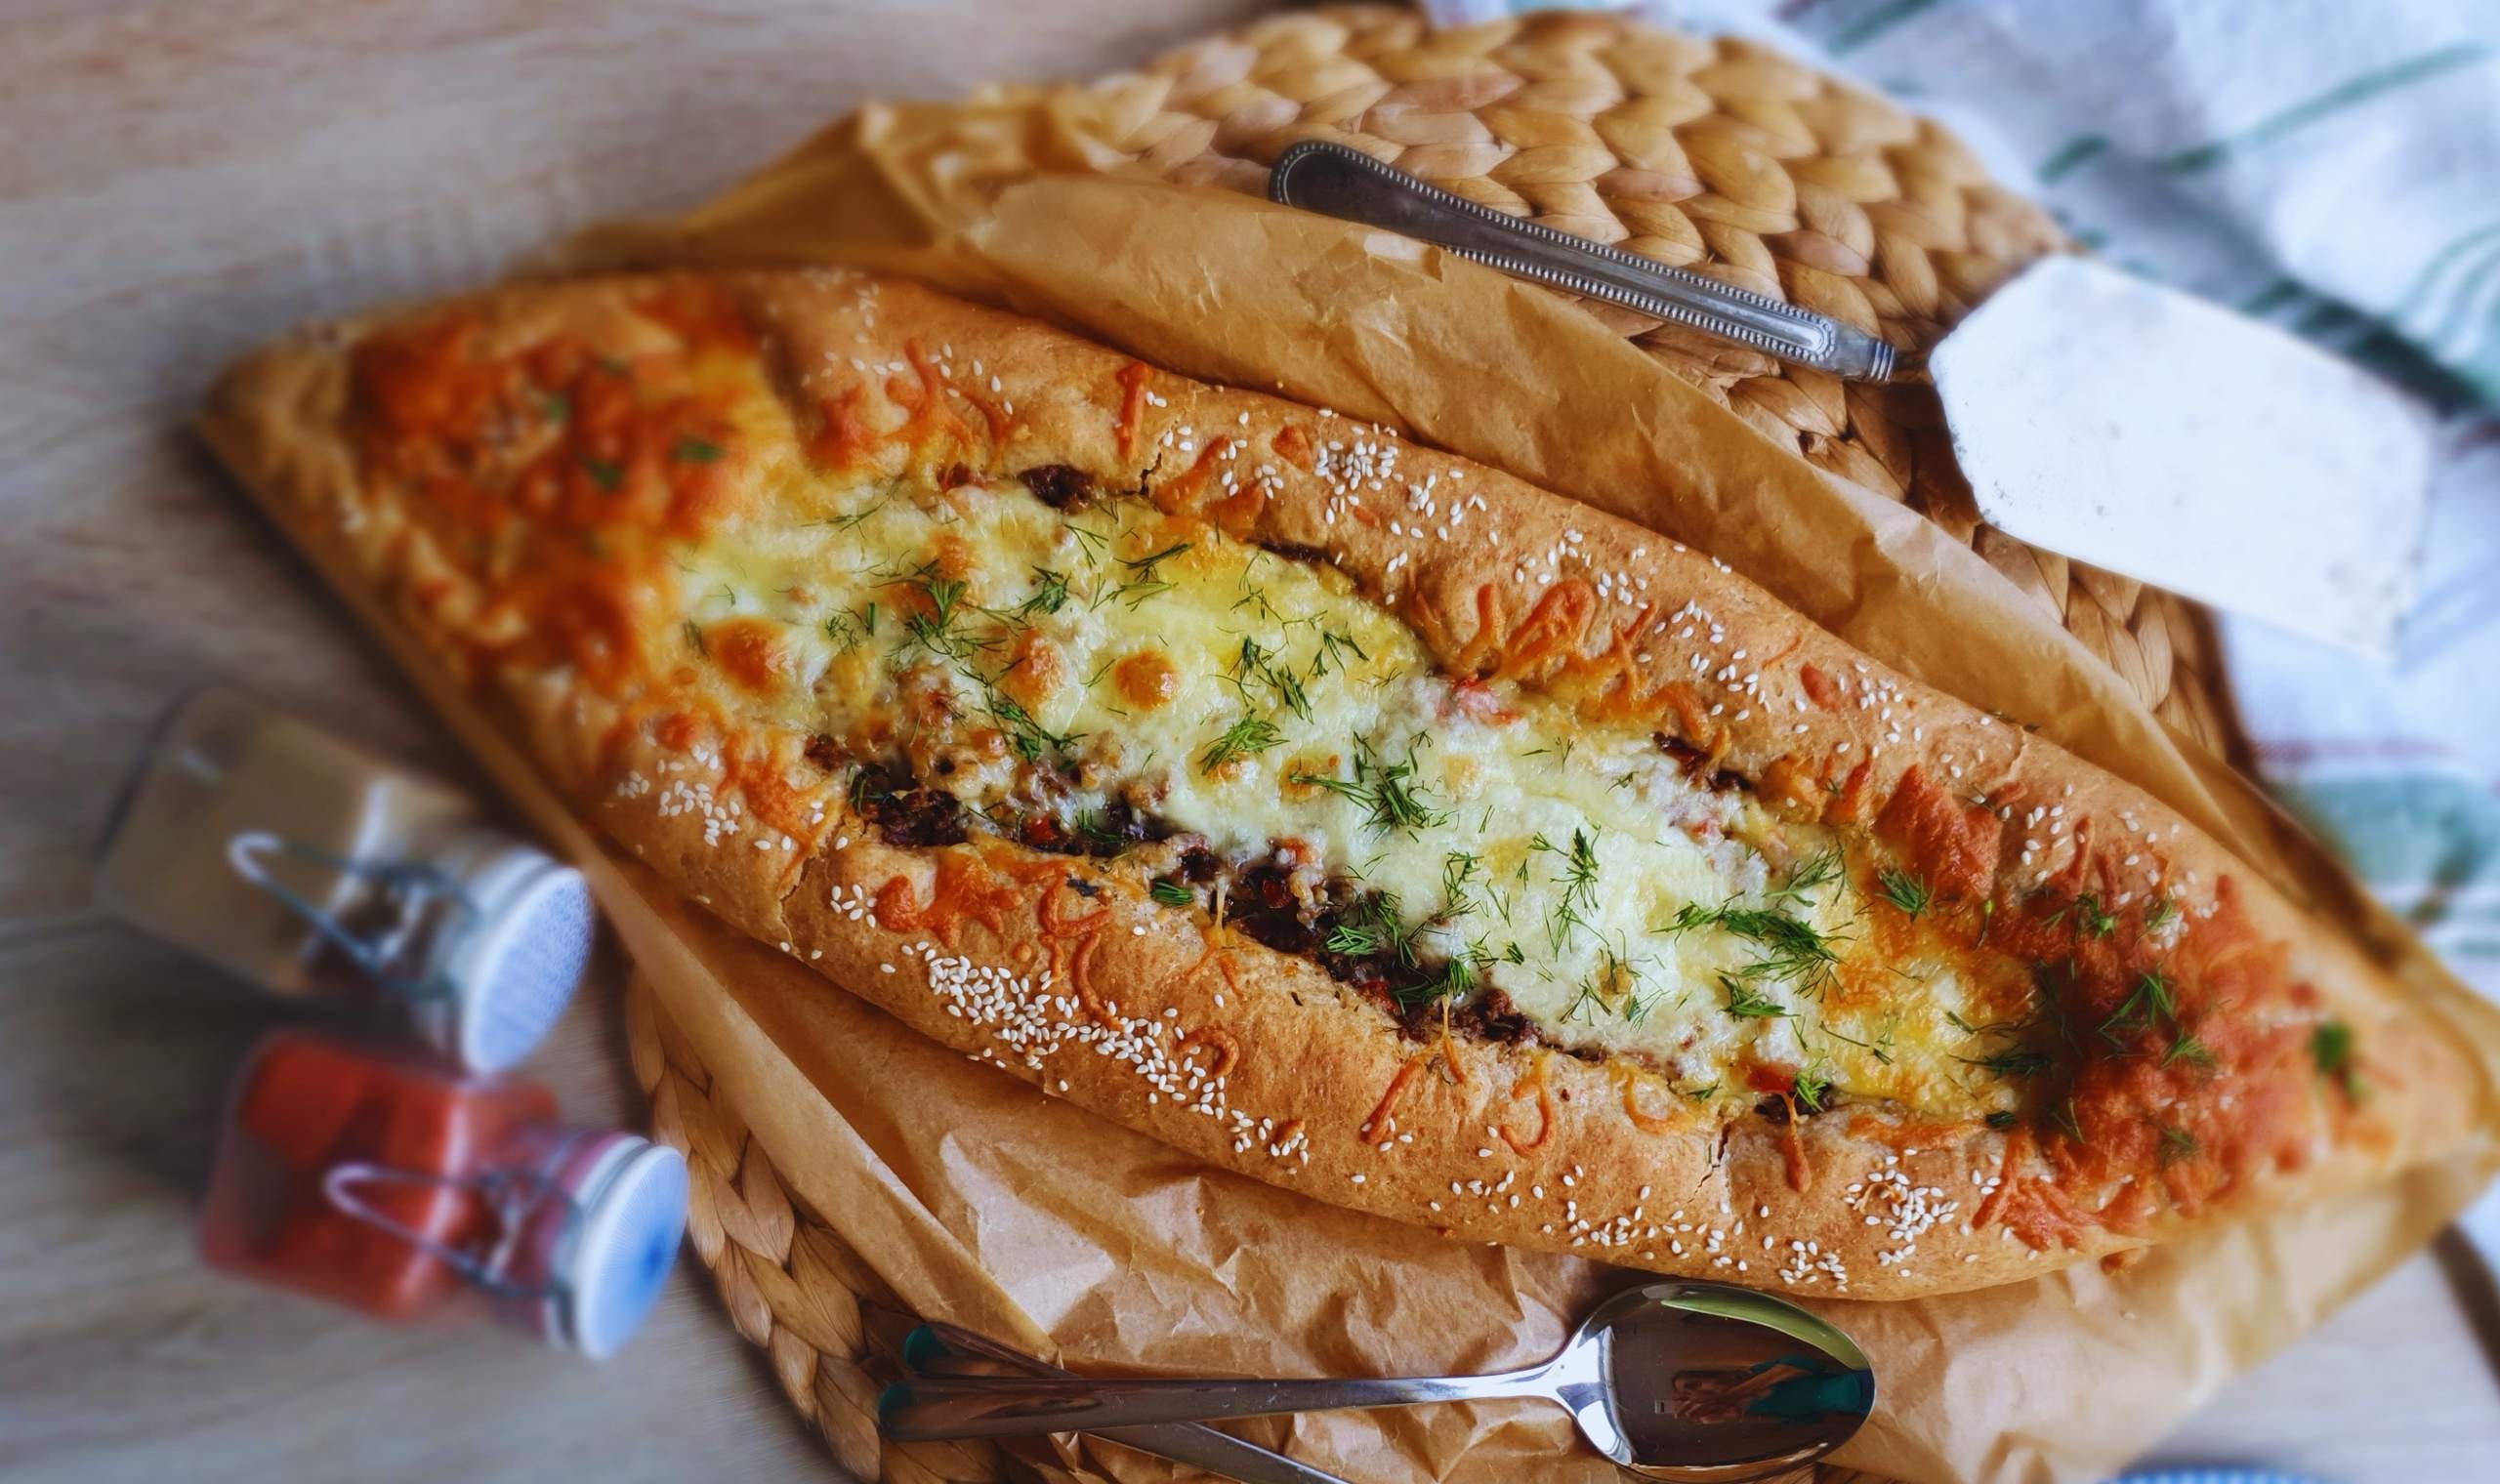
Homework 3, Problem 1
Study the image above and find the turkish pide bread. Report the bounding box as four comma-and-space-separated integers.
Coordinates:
203, 271, 2481, 1298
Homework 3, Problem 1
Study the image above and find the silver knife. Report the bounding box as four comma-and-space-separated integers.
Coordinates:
895, 1321, 1353, 1484
1265, 137, 2431, 655
1268, 138, 1896, 382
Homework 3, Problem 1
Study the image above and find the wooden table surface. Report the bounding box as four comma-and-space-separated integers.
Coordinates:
1, 4, 2493, 1480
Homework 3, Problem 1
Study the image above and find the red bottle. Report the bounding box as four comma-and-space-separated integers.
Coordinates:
200, 1030, 687, 1356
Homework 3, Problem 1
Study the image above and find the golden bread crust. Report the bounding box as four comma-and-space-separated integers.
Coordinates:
201, 269, 2479, 1298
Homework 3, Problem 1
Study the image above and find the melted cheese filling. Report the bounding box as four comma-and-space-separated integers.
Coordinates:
675, 474, 2007, 1117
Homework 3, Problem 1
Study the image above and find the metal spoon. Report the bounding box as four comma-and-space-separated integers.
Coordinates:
879, 1280, 1874, 1481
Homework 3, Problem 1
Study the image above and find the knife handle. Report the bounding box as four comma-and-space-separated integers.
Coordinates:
1268, 138, 1898, 383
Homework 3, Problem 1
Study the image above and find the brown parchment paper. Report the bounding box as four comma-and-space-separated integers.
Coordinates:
437, 88, 2500, 1483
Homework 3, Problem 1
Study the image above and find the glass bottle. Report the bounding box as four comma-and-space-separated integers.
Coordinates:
96, 688, 595, 1072
199, 1029, 688, 1358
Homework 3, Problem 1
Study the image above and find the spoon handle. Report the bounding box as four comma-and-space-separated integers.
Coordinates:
878, 1366, 1543, 1442
902, 1324, 1356, 1484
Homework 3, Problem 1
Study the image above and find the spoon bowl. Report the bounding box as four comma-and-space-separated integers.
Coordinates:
1564, 1283, 1874, 1479
879, 1280, 1873, 1482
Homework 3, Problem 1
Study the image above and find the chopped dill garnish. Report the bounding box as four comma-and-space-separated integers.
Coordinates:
1098, 576, 1175, 610
2099, 968, 2177, 1046
1324, 921, 1380, 956
1227, 638, 1312, 721
1396, 956, 1476, 1010
845, 766, 891, 814
1438, 850, 1482, 919
2310, 1019, 2362, 1099
1292, 739, 1447, 838
1149, 879, 1195, 909
2162, 1031, 2216, 1069
1323, 891, 1421, 967
1070, 810, 1130, 857
1071, 537, 1188, 610
1121, 541, 1191, 579
1012, 567, 1070, 619
1659, 890, 1845, 995
1721, 978, 1790, 1019
980, 687, 1081, 763
1820, 1018, 1896, 1065
1201, 716, 1286, 773
2144, 895, 2181, 933
1063, 521, 1111, 563
1724, 912, 1843, 989
672, 435, 724, 464
1984, 1110, 2019, 1131
1529, 828, 1603, 951
1229, 556, 1287, 625
898, 566, 998, 662
1562, 979, 1606, 1024
1764, 848, 1842, 906
1876, 866, 1931, 918
1578, 939, 1649, 1019
1790, 1066, 1832, 1113
1309, 628, 1368, 680
2157, 1124, 2199, 1165
682, 620, 707, 657
1960, 1048, 2052, 1080
822, 606, 874, 656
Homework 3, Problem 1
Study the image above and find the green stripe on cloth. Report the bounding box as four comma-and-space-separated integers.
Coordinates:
1826, 0, 1944, 57
2037, 136, 2108, 185
2155, 43, 2491, 173
2270, 772, 2500, 952
2391, 223, 2500, 326
2459, 316, 2500, 406
2235, 277, 2304, 317
2295, 299, 2365, 338
2433, 240, 2500, 356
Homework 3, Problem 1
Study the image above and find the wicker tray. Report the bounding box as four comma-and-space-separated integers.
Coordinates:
637, 8, 2249, 1478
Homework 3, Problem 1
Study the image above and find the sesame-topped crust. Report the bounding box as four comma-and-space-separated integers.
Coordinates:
202, 269, 2481, 1298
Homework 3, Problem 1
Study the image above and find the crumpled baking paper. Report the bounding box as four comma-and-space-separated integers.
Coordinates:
369, 83, 2500, 1483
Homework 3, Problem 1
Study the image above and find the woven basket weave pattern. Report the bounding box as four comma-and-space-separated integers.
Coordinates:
630, 985, 1002, 1484
1076, 4, 2229, 753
